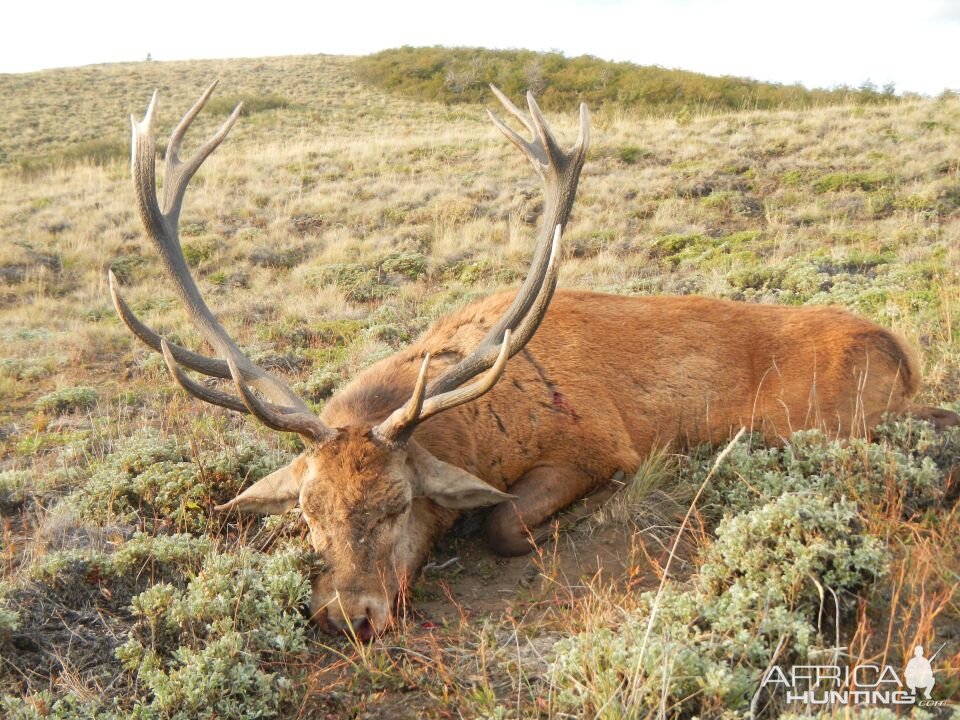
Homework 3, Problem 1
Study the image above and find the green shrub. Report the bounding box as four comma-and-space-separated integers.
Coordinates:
297, 368, 341, 402
651, 233, 746, 267
116, 547, 310, 719
2, 691, 105, 720
618, 145, 652, 164
353, 47, 894, 113
306, 262, 394, 302
1, 536, 304, 719
551, 492, 887, 717
249, 245, 306, 269
439, 256, 493, 285
181, 240, 215, 266
24, 534, 211, 594
813, 172, 892, 193
310, 318, 364, 346
550, 420, 956, 717
0, 533, 216, 717
0, 469, 30, 511
62, 430, 290, 532
696, 423, 952, 520
728, 266, 786, 291
34, 386, 98, 415
379, 251, 428, 280
0, 605, 18, 633
652, 232, 710, 256
780, 169, 806, 186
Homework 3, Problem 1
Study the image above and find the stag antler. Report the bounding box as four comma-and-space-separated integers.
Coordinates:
109, 83, 333, 442
374, 88, 590, 442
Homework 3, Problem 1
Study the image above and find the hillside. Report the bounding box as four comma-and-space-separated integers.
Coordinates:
0, 53, 958, 718
354, 46, 901, 113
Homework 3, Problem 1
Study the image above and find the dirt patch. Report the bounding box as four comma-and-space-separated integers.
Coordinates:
415, 520, 643, 624
295, 504, 693, 720
1, 561, 136, 699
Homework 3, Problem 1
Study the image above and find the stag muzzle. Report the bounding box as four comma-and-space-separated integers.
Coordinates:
310, 576, 394, 642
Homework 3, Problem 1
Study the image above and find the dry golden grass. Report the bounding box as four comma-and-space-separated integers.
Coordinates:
1, 53, 959, 718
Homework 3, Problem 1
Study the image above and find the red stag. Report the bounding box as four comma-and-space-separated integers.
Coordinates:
110, 82, 956, 640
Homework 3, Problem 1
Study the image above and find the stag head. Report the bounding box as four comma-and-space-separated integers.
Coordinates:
111, 82, 589, 639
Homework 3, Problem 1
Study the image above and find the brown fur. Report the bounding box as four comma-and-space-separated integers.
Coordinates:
327, 289, 921, 481
315, 288, 928, 568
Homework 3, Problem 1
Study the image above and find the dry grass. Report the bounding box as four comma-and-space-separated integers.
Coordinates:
1, 53, 959, 718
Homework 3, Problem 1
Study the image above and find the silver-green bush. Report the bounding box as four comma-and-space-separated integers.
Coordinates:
61, 430, 291, 532
548, 418, 959, 718
116, 547, 310, 719
34, 386, 98, 415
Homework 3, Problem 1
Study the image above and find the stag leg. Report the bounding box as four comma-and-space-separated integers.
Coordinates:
484, 465, 597, 556
906, 405, 960, 431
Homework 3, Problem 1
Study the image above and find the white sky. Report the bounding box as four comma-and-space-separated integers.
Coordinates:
3, 0, 959, 95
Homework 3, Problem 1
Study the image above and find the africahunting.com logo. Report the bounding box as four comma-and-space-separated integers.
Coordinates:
761, 644, 948, 708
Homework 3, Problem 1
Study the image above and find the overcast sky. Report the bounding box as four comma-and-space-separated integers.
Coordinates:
4, 0, 958, 95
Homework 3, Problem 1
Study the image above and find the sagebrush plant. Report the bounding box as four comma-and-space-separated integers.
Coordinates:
33, 386, 98, 415
0, 469, 30, 512
61, 429, 292, 533
0, 540, 310, 719
550, 510, 874, 716
0, 533, 215, 718
0, 606, 17, 634
548, 422, 953, 717
1, 51, 958, 717
695, 419, 960, 519
114, 547, 310, 719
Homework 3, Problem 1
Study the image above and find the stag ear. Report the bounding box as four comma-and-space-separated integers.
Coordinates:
407, 442, 514, 509
215, 461, 303, 515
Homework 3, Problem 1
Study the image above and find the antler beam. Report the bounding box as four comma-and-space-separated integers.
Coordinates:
373, 86, 589, 443
110, 83, 332, 442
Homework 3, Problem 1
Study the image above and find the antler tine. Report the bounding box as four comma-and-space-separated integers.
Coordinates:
226, 357, 334, 441
117, 86, 331, 440
161, 84, 243, 224
165, 81, 219, 172
417, 330, 512, 422
469, 88, 590, 357
161, 338, 249, 413
373, 354, 432, 443
487, 85, 590, 178
162, 337, 334, 441
526, 92, 562, 167
109, 270, 231, 379
574, 102, 590, 157
414, 87, 588, 411
488, 85, 537, 136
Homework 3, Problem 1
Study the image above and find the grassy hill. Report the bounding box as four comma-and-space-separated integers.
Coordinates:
0, 53, 958, 718
354, 46, 899, 112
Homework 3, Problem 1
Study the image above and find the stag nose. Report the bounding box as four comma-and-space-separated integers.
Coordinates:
319, 593, 391, 641
340, 615, 376, 641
